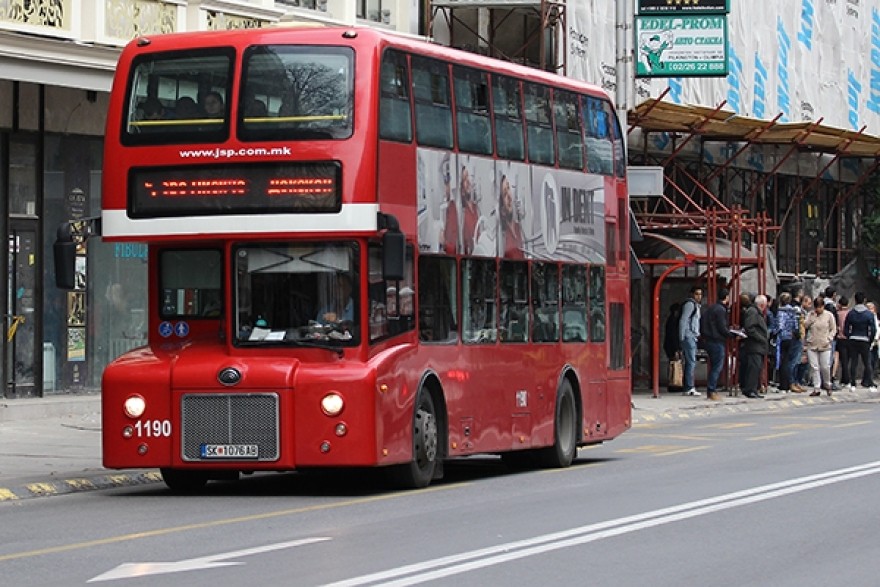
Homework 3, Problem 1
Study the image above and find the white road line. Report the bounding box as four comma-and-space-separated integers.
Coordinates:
325, 461, 880, 587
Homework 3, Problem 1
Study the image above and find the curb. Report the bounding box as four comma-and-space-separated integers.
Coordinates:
0, 471, 162, 502
631, 390, 880, 425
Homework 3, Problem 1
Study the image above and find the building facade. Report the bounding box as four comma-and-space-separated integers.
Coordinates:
0, 0, 422, 397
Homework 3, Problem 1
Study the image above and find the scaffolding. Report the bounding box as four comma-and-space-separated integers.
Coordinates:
627, 96, 880, 397
428, 0, 566, 73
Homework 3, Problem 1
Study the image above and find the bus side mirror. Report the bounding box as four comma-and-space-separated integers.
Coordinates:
382, 230, 405, 281
53, 224, 77, 289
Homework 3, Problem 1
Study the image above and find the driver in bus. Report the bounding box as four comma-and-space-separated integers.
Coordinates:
316, 273, 354, 325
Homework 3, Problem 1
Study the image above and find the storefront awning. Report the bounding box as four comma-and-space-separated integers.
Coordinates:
634, 232, 762, 264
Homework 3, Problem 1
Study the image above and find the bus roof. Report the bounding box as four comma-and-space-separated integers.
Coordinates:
126, 26, 611, 101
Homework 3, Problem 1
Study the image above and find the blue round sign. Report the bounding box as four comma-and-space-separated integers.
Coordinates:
158, 321, 174, 338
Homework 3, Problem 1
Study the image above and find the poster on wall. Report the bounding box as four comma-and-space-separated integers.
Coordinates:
67, 328, 86, 362
67, 292, 85, 326
635, 14, 728, 77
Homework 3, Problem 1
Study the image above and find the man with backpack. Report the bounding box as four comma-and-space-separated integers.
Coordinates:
678, 286, 703, 397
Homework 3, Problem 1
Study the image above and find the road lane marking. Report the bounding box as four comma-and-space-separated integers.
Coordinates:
747, 431, 798, 441
88, 537, 330, 582
325, 460, 880, 587
831, 420, 872, 428
0, 483, 466, 563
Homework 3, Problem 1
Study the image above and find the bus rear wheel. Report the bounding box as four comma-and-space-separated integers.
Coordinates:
391, 390, 439, 489
537, 379, 577, 468
160, 468, 209, 493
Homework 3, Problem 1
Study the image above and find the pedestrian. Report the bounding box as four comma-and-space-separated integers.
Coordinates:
766, 295, 779, 388
699, 288, 733, 401
867, 301, 880, 377
739, 293, 769, 399
664, 302, 682, 362
843, 291, 877, 391
824, 286, 840, 386
678, 286, 703, 396
804, 296, 836, 396
775, 292, 802, 393
834, 296, 850, 389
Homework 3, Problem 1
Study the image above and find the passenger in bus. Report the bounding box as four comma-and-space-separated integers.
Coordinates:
499, 174, 524, 259
140, 98, 167, 121
175, 96, 201, 119
200, 91, 225, 118
317, 273, 354, 325
245, 97, 268, 117
460, 166, 479, 255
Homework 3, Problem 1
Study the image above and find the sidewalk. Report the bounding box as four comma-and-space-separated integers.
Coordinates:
1, 387, 877, 501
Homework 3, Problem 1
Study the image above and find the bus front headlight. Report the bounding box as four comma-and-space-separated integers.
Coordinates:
320, 393, 344, 417
123, 395, 146, 419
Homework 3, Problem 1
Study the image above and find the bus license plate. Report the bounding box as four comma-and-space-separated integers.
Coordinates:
200, 444, 259, 459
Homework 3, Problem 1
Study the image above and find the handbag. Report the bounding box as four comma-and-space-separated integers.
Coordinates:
668, 354, 684, 389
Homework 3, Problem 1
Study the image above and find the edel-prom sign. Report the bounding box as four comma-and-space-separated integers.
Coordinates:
635, 14, 728, 78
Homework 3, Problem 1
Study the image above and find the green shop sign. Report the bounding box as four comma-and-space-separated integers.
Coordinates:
635, 15, 728, 78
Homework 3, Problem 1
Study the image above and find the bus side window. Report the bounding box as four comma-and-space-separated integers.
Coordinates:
370, 244, 415, 342
583, 95, 614, 176
379, 50, 413, 142
453, 66, 492, 155
492, 76, 525, 161
462, 258, 497, 344
531, 262, 559, 343
562, 264, 587, 343
524, 83, 555, 166
589, 265, 606, 342
418, 256, 458, 343
412, 56, 453, 149
555, 90, 584, 170
500, 261, 528, 343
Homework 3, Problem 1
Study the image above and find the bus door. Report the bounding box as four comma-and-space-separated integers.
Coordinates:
5, 219, 39, 398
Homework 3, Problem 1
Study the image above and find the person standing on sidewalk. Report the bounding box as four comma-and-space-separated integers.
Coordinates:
867, 301, 880, 377
775, 292, 803, 393
804, 296, 836, 396
700, 288, 732, 401
834, 296, 851, 389
739, 293, 769, 399
678, 286, 703, 396
844, 291, 877, 391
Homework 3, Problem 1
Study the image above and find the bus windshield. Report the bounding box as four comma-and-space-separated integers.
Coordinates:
239, 45, 354, 141
122, 45, 353, 144
123, 48, 234, 144
234, 242, 360, 346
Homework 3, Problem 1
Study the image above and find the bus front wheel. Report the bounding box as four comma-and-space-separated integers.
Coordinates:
391, 390, 439, 489
537, 379, 577, 468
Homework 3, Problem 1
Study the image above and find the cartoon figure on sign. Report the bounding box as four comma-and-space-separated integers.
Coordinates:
639, 31, 674, 73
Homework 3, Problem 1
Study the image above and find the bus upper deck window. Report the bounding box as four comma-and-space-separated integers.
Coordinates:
239, 45, 354, 142
122, 48, 234, 146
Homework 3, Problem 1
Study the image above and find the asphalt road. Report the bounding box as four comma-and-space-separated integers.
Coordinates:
2, 401, 879, 586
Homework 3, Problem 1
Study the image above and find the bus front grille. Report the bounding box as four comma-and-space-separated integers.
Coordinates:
180, 393, 280, 461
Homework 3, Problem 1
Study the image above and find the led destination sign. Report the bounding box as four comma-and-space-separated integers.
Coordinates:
129, 162, 341, 218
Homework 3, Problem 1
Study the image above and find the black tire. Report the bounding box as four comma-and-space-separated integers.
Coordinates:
390, 390, 439, 489
160, 468, 209, 493
537, 379, 578, 468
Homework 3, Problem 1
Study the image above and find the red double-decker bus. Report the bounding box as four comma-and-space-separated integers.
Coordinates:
59, 25, 632, 491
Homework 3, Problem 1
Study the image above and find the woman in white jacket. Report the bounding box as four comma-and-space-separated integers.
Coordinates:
804, 297, 837, 396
